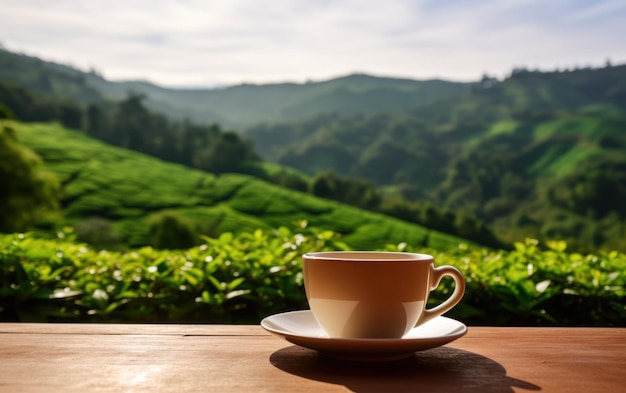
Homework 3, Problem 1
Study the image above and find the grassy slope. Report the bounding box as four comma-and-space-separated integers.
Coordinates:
12, 121, 467, 250
471, 111, 620, 178
526, 111, 624, 177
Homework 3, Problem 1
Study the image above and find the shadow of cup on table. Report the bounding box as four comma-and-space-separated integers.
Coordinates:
270, 345, 541, 393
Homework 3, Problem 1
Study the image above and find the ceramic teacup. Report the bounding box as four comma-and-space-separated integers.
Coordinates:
302, 251, 465, 339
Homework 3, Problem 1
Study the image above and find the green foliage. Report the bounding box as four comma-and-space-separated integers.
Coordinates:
0, 79, 261, 176
146, 210, 198, 250
86, 94, 260, 174
0, 102, 15, 119
0, 223, 348, 322
441, 238, 626, 325
0, 80, 85, 129
545, 158, 626, 218
0, 229, 623, 326
379, 199, 504, 249
310, 169, 382, 210
73, 217, 122, 249
191, 131, 259, 174
0, 123, 60, 232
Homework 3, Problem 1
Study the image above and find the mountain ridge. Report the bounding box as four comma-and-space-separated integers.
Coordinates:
0, 47, 473, 129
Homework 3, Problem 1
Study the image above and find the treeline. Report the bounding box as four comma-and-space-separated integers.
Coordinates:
306, 170, 504, 248
236, 164, 504, 248
255, 166, 503, 248
83, 94, 259, 174
0, 81, 83, 129
1, 80, 259, 174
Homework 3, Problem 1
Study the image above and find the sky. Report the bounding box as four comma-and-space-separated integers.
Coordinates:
1, 0, 625, 88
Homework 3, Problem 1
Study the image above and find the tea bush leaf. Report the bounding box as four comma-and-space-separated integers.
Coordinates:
1, 226, 624, 325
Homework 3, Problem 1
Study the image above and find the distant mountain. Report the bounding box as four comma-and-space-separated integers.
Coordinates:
245, 65, 626, 177
0, 48, 472, 129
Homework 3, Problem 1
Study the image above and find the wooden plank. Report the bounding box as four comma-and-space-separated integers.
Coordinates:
0, 322, 267, 336
0, 325, 624, 393
458, 328, 626, 393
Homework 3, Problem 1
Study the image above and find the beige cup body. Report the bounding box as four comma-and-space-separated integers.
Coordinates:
303, 251, 449, 339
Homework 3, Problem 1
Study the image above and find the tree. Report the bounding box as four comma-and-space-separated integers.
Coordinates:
193, 132, 259, 174
310, 170, 382, 209
0, 103, 15, 120
0, 124, 60, 232
480, 74, 498, 89
310, 170, 336, 199
274, 171, 309, 192
113, 93, 150, 150
85, 104, 108, 139
59, 103, 83, 130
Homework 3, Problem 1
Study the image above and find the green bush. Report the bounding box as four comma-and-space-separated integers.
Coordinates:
0, 124, 60, 232
73, 217, 123, 249
1, 225, 624, 325
146, 210, 198, 250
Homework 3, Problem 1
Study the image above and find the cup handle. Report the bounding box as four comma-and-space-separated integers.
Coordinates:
417, 265, 466, 326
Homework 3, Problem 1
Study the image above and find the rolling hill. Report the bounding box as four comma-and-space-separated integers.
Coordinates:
241, 66, 626, 252
10, 120, 467, 250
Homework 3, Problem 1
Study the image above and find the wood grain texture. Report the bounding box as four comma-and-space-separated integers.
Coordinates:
0, 324, 624, 393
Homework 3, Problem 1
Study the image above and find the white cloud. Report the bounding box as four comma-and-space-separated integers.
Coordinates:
1, 0, 624, 86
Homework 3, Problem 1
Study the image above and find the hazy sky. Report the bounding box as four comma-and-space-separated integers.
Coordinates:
1, 0, 625, 87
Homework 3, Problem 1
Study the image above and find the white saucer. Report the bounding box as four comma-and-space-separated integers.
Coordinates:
261, 310, 467, 362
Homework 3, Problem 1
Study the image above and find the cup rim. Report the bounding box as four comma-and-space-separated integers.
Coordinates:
303, 251, 433, 262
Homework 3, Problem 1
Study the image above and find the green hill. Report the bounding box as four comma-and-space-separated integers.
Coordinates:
3, 47, 625, 252
10, 120, 466, 250
241, 67, 626, 252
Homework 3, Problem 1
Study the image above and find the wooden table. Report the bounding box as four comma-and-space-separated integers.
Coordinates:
1, 323, 624, 392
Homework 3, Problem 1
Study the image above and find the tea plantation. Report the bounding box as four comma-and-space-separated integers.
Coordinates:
1, 226, 624, 326
12, 121, 464, 250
